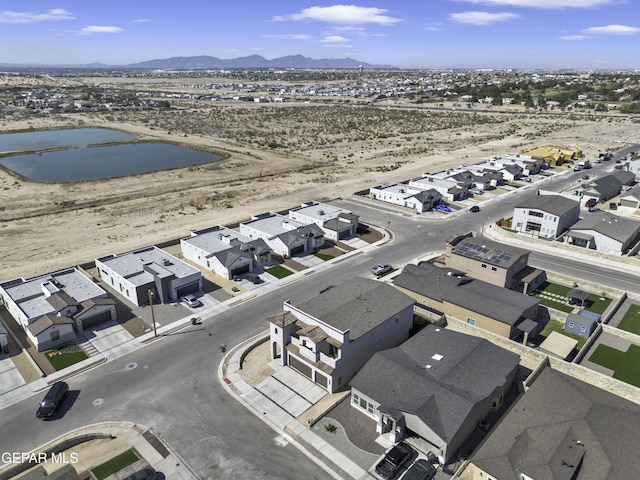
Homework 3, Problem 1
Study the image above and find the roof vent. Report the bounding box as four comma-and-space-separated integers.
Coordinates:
432, 354, 444, 361
435, 328, 441, 332
425, 364, 432, 369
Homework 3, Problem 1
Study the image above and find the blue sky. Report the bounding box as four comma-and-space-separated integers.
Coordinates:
1, 1, 639, 69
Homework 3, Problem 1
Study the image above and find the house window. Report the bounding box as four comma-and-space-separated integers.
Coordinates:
481, 264, 487, 269
529, 211, 543, 218
50, 330, 60, 342
491, 267, 497, 272
467, 317, 476, 326
352, 393, 359, 405
581, 325, 587, 332
368, 403, 374, 414
568, 321, 574, 328
360, 397, 367, 409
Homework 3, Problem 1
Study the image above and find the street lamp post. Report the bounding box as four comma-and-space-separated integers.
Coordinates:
148, 289, 157, 337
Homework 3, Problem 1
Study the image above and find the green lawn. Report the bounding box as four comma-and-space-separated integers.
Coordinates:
532, 282, 610, 315
589, 344, 640, 387
618, 303, 640, 335
265, 264, 294, 279
92, 449, 139, 480
539, 319, 587, 350
313, 252, 335, 261
45, 345, 88, 371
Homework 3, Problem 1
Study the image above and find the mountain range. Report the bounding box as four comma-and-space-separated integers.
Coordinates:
0, 55, 395, 70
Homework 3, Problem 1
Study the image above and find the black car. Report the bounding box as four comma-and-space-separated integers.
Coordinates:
244, 273, 263, 284
123, 469, 158, 480
375, 442, 413, 479
469, 205, 480, 213
402, 459, 436, 480
36, 381, 68, 419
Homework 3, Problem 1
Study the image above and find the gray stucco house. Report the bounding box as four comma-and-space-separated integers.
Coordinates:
349, 325, 520, 464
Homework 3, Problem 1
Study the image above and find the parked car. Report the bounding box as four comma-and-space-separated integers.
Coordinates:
581, 175, 590, 180
435, 204, 451, 213
585, 198, 597, 209
36, 381, 68, 419
375, 442, 414, 479
181, 294, 202, 308
402, 459, 436, 480
371, 263, 392, 276
469, 205, 480, 213
244, 273, 263, 284
610, 202, 618, 210
123, 469, 158, 480
520, 176, 532, 183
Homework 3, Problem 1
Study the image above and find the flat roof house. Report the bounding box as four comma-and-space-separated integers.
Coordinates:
394, 262, 541, 341
513, 192, 580, 239
409, 176, 468, 202
95, 246, 202, 306
0, 268, 116, 351
350, 325, 520, 464
267, 277, 415, 393
442, 233, 546, 294
470, 366, 640, 480
288, 201, 359, 241
180, 225, 271, 280
240, 212, 325, 258
370, 184, 442, 213
564, 211, 640, 255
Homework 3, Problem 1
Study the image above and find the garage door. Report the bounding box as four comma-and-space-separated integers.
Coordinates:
288, 354, 312, 379
81, 310, 113, 330
176, 282, 199, 298
315, 373, 328, 388
290, 244, 305, 256
230, 264, 250, 277
620, 199, 638, 208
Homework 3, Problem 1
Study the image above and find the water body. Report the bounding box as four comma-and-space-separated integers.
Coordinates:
0, 143, 222, 182
0, 128, 136, 153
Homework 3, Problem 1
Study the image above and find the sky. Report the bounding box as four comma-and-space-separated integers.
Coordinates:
1, 1, 639, 69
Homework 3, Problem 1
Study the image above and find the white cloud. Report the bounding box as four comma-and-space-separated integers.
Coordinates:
79, 26, 124, 35
322, 35, 351, 44
560, 34, 587, 40
132, 18, 149, 23
454, 0, 615, 7
424, 23, 444, 31
262, 34, 312, 40
450, 11, 519, 25
0, 8, 74, 24
273, 5, 402, 25
582, 24, 640, 35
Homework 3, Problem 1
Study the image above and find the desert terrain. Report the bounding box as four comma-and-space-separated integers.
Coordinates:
0, 76, 638, 281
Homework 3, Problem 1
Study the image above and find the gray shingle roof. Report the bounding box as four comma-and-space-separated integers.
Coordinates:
294, 277, 415, 339
471, 367, 640, 480
394, 262, 538, 326
350, 325, 519, 442
515, 194, 579, 217
570, 211, 640, 243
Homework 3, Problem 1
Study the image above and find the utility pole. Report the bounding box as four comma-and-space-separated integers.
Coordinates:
148, 289, 157, 337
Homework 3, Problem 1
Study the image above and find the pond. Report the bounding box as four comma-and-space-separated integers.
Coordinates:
0, 143, 222, 182
0, 128, 136, 153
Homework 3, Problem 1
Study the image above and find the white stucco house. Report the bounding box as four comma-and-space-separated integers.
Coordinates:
370, 184, 442, 213
408, 175, 469, 202
180, 225, 271, 280
95, 246, 202, 306
288, 201, 359, 241
512, 192, 580, 238
268, 277, 415, 393
0, 268, 117, 351
564, 211, 640, 254
239, 212, 325, 258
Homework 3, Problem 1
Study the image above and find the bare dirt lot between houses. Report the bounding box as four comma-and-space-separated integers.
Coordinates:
1, 76, 638, 281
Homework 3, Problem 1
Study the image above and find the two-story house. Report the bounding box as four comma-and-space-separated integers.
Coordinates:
512, 192, 580, 239
288, 201, 359, 241
442, 233, 546, 294
267, 277, 415, 393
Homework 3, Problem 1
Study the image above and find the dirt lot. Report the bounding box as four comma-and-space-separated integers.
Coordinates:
1, 77, 638, 281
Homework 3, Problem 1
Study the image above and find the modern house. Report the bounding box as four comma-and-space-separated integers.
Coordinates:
288, 201, 359, 241
563, 211, 640, 254
240, 212, 325, 258
394, 262, 541, 341
574, 174, 624, 203
442, 233, 546, 294
180, 225, 271, 280
512, 192, 580, 239
619, 185, 640, 208
267, 277, 415, 393
470, 366, 640, 480
95, 246, 202, 306
0, 268, 117, 351
408, 176, 469, 202
369, 184, 442, 213
349, 325, 520, 464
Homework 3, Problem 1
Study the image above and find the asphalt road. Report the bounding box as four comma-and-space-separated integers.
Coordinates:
2, 147, 640, 479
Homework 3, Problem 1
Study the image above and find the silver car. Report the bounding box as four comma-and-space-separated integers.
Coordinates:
371, 263, 392, 276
